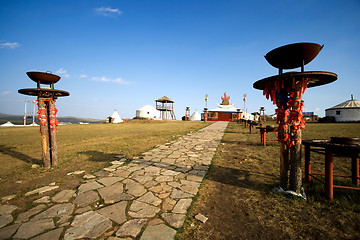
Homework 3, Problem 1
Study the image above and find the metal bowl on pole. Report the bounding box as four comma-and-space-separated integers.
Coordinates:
253, 42, 337, 194
18, 71, 70, 168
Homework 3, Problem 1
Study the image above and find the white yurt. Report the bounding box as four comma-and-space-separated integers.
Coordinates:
109, 110, 123, 123
325, 95, 360, 122
136, 105, 161, 120
190, 110, 201, 121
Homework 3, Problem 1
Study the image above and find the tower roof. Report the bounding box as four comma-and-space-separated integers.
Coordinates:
155, 96, 174, 103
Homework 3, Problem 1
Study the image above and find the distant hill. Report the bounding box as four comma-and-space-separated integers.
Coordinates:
0, 113, 105, 125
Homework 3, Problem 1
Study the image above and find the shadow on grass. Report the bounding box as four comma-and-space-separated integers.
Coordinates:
206, 164, 277, 192
78, 150, 121, 162
0, 144, 42, 165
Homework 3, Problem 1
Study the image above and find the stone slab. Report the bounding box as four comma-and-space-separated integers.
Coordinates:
25, 185, 59, 196
125, 180, 147, 197
13, 218, 55, 239
140, 224, 176, 240
15, 204, 46, 223
162, 213, 186, 228
52, 190, 76, 203
0, 214, 13, 228
97, 177, 123, 187
73, 191, 99, 207
78, 180, 103, 193
128, 201, 160, 218
0, 204, 18, 215
31, 227, 63, 240
98, 182, 133, 204
115, 218, 147, 238
137, 192, 162, 206
0, 223, 21, 239
172, 198, 192, 214
32, 203, 74, 220
64, 211, 112, 240
97, 201, 127, 225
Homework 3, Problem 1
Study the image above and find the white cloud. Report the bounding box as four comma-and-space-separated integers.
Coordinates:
91, 76, 130, 85
56, 68, 70, 78
95, 7, 122, 17
92, 76, 110, 82
1, 91, 11, 95
113, 77, 130, 85
0, 42, 20, 49
79, 74, 87, 78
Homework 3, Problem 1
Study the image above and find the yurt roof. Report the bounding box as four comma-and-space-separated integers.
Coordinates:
155, 96, 174, 103
138, 105, 157, 111
326, 99, 360, 110
209, 103, 238, 112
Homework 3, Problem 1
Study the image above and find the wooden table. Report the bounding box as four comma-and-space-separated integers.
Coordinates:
256, 126, 277, 146
302, 140, 360, 200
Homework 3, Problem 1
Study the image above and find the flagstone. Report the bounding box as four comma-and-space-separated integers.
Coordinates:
25, 185, 59, 196
97, 177, 123, 187
32, 203, 75, 220
140, 224, 176, 240
0, 204, 17, 215
31, 227, 63, 240
98, 182, 133, 204
128, 201, 160, 218
78, 180, 103, 193
13, 218, 55, 239
0, 223, 21, 239
180, 185, 199, 195
125, 180, 147, 197
170, 189, 193, 199
0, 214, 13, 228
162, 198, 177, 211
15, 204, 46, 223
137, 192, 162, 206
83, 174, 96, 179
73, 191, 99, 207
52, 189, 76, 203
172, 199, 192, 214
34, 196, 51, 204
97, 201, 127, 225
64, 211, 112, 240
155, 175, 174, 182
116, 218, 147, 238
162, 213, 186, 228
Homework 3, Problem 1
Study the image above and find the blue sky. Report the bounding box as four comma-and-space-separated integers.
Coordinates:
1, 0, 359, 119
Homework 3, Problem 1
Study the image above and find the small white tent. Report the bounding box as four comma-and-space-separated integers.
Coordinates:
136, 105, 161, 120
0, 121, 15, 127
110, 110, 123, 123
190, 110, 201, 121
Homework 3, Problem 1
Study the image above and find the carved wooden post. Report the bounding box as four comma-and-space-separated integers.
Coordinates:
38, 97, 51, 168
48, 98, 58, 166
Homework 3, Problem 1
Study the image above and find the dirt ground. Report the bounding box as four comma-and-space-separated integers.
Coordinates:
178, 122, 360, 240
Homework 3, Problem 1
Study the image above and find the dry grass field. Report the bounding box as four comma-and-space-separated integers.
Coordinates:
1, 120, 359, 239
178, 122, 360, 240
0, 119, 209, 208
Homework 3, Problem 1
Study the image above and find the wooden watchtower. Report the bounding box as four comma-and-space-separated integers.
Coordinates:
155, 96, 176, 120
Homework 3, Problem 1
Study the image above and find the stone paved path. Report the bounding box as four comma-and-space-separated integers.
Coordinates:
0, 121, 228, 240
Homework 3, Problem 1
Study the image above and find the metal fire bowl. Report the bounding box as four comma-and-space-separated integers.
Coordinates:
18, 88, 70, 98
330, 137, 359, 145
264, 42, 323, 69
27, 71, 61, 84
253, 71, 337, 90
